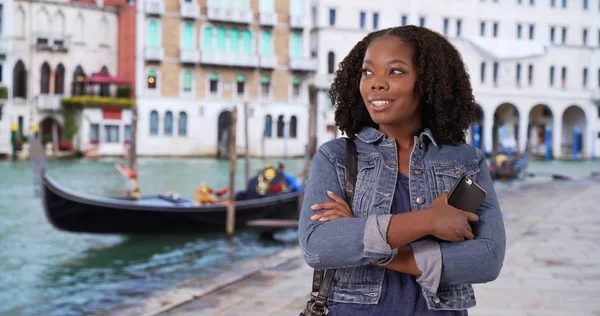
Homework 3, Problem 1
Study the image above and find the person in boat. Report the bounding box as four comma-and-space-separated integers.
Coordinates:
298, 26, 506, 315
195, 181, 229, 204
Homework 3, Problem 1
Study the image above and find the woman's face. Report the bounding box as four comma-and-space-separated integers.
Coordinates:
359, 35, 420, 127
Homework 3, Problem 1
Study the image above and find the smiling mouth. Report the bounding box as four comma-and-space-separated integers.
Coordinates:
369, 99, 395, 109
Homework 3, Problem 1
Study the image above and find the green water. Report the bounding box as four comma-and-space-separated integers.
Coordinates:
0, 157, 304, 316
0, 157, 598, 315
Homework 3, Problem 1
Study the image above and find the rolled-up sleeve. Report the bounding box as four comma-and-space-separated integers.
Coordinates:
364, 214, 398, 265
410, 240, 442, 294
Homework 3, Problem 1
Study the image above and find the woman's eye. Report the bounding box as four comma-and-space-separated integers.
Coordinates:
391, 69, 404, 75
361, 69, 373, 75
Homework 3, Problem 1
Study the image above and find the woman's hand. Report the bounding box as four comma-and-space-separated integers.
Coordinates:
428, 191, 480, 241
310, 191, 353, 221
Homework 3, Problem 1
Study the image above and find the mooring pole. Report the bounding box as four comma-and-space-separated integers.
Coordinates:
226, 107, 238, 239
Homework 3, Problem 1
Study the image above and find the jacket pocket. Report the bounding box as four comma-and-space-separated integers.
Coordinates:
433, 162, 480, 194
335, 157, 380, 217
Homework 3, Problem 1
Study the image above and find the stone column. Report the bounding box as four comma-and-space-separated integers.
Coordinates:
519, 109, 529, 154
553, 116, 563, 158
484, 116, 494, 154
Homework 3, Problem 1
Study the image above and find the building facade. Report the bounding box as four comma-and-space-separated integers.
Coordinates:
135, 0, 315, 157
312, 0, 600, 159
0, 0, 14, 155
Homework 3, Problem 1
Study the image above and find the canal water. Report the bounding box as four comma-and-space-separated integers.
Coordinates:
0, 157, 598, 316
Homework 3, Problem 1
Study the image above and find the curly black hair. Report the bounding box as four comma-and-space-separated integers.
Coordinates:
330, 25, 476, 145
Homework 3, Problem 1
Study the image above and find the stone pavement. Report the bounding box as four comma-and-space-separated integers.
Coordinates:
108, 178, 600, 316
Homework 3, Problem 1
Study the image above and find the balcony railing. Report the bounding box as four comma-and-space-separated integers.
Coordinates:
259, 12, 278, 26
145, 0, 165, 15
180, 49, 200, 64
144, 46, 165, 61
289, 57, 317, 72
207, 6, 252, 24
289, 15, 304, 28
61, 96, 136, 109
37, 94, 63, 111
259, 55, 278, 69
180, 0, 200, 19
199, 52, 258, 67
35, 33, 70, 51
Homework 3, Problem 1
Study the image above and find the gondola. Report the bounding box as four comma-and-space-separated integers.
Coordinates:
488, 152, 529, 180
41, 168, 302, 235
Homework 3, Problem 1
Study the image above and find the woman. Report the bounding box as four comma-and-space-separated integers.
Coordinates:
298, 26, 506, 315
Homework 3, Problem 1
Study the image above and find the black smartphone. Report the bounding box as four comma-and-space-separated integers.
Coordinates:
447, 174, 487, 213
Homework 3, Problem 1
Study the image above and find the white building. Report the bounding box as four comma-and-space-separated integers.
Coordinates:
5, 0, 126, 156
0, 0, 14, 155
312, 0, 600, 159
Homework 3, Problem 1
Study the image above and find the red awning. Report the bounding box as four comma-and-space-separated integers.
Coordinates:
84, 71, 130, 85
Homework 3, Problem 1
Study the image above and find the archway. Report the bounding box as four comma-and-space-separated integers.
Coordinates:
39, 117, 62, 146
493, 103, 520, 154
217, 110, 232, 158
561, 105, 587, 158
470, 104, 484, 149
528, 104, 553, 158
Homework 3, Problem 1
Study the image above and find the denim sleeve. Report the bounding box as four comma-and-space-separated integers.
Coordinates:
298, 147, 397, 269
364, 214, 398, 265
439, 148, 507, 286
410, 240, 442, 293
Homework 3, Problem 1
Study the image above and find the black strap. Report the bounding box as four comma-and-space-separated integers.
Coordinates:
302, 137, 357, 316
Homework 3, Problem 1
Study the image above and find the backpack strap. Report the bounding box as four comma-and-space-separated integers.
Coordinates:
302, 137, 357, 316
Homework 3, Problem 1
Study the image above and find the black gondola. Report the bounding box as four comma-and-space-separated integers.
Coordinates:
41, 172, 301, 235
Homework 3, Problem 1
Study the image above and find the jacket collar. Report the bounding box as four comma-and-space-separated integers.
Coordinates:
356, 126, 439, 147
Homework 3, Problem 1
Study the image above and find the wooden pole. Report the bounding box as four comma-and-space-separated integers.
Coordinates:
226, 107, 238, 238
299, 88, 318, 217
244, 102, 250, 183
129, 108, 137, 171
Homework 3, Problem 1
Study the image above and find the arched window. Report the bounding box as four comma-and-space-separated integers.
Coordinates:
516, 63, 521, 85
100, 66, 110, 96
183, 70, 193, 92
148, 69, 157, 89
13, 60, 27, 98
289, 116, 297, 138
15, 7, 26, 37
54, 11, 65, 39
480, 62, 486, 83
182, 23, 193, 50
55, 63, 65, 94
203, 26, 213, 51
40, 62, 51, 94
527, 64, 534, 85
561, 66, 567, 88
216, 27, 227, 52
147, 20, 159, 47
264, 115, 272, 137
74, 14, 84, 42
100, 17, 109, 44
276, 115, 285, 138
178, 112, 187, 136
150, 111, 159, 135
72, 65, 86, 96
242, 29, 252, 54
582, 68, 588, 88
549, 66, 555, 86
327, 51, 335, 74
164, 111, 173, 135
230, 29, 240, 52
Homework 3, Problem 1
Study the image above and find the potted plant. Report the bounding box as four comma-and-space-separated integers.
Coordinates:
0, 85, 8, 100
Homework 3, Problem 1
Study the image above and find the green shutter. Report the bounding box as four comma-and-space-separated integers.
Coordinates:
260, 75, 270, 84
147, 20, 158, 47
242, 30, 252, 54
291, 33, 301, 57
292, 77, 301, 85
230, 29, 240, 52
261, 31, 272, 55
183, 24, 193, 50
236, 74, 246, 82
148, 69, 157, 77
183, 71, 192, 91
209, 72, 219, 80
203, 27, 213, 51
217, 27, 227, 52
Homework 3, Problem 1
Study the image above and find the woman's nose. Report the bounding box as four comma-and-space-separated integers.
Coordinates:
371, 78, 389, 91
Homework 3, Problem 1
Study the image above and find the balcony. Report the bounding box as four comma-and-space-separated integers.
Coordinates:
207, 6, 252, 24
199, 52, 258, 68
35, 33, 70, 52
259, 12, 278, 27
289, 57, 317, 72
289, 15, 304, 29
36, 94, 63, 111
259, 55, 278, 69
180, 0, 200, 19
61, 96, 135, 109
145, 0, 165, 16
144, 46, 165, 62
180, 49, 200, 64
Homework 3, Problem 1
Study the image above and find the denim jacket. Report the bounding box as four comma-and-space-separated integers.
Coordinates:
298, 127, 506, 311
